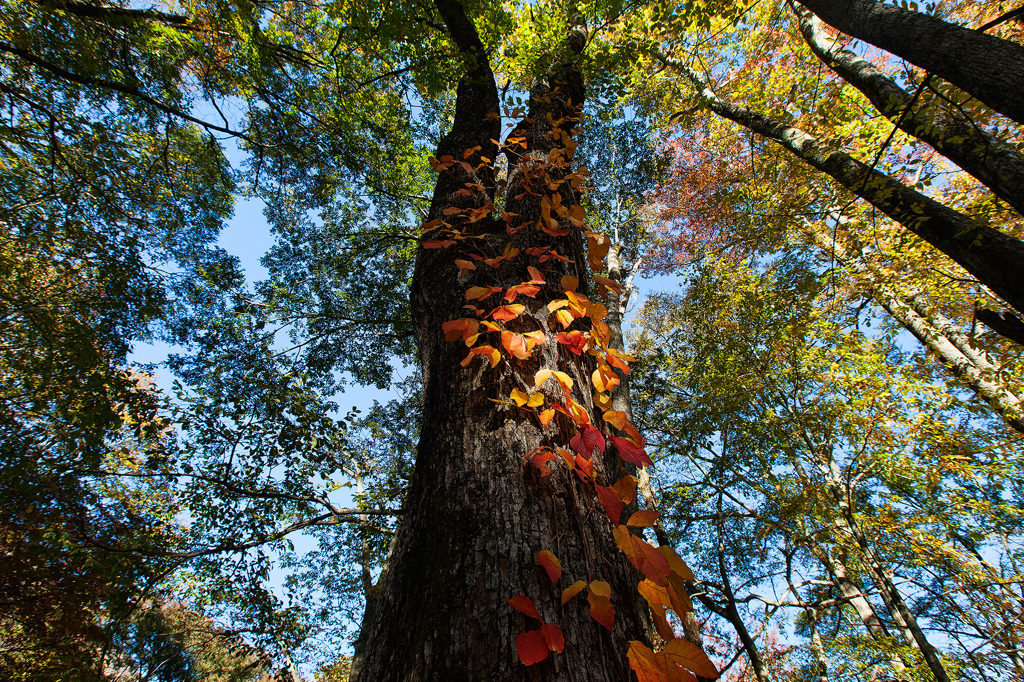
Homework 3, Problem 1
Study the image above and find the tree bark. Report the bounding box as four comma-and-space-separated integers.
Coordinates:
351, 3, 652, 679
662, 55, 1024, 317
797, 0, 1024, 126
791, 1, 1024, 216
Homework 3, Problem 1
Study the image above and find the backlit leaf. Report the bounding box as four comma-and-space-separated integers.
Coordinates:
603, 410, 628, 430
612, 476, 638, 505
561, 275, 579, 292
527, 266, 545, 284
596, 484, 624, 524
491, 304, 526, 322
628, 641, 667, 682
502, 331, 532, 360
510, 388, 530, 407
537, 550, 561, 582
662, 638, 719, 679
467, 286, 501, 301
658, 545, 695, 582
538, 408, 555, 427
610, 436, 653, 468
627, 511, 661, 528
557, 330, 588, 355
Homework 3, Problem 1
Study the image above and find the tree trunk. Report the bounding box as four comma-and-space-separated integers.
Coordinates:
662, 54, 1024, 318
802, 221, 1024, 434
351, 3, 652, 679
791, 1, 1024, 216
797, 0, 1024, 126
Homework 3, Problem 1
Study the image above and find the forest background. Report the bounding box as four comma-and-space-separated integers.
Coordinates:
2, 0, 1023, 680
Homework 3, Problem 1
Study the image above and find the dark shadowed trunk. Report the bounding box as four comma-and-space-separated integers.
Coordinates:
797, 0, 1024, 126
351, 2, 652, 679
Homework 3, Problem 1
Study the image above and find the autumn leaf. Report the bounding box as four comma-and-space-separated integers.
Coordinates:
603, 410, 628, 430
588, 591, 615, 631
593, 274, 624, 299
422, 240, 456, 249
610, 436, 653, 468
613, 525, 671, 586
569, 425, 606, 458
541, 623, 565, 653
561, 580, 586, 605
515, 630, 549, 666
526, 448, 557, 477
490, 304, 526, 322
613, 475, 638, 505
502, 332, 533, 360
574, 453, 594, 481
593, 391, 612, 411
627, 510, 661, 528
504, 283, 541, 301
557, 330, 587, 355
638, 580, 675, 643
510, 388, 530, 406
561, 275, 579, 292
538, 408, 555, 427
461, 345, 500, 368
592, 364, 620, 393
507, 595, 542, 621
589, 580, 611, 598
555, 309, 575, 329
662, 638, 719, 679
527, 266, 545, 284
627, 641, 666, 682
537, 550, 562, 582
467, 286, 501, 301
658, 545, 695, 582
596, 484, 624, 524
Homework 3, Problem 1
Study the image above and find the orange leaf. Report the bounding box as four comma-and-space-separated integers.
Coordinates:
461, 345, 500, 368
504, 283, 541, 301
603, 410, 628, 430
466, 286, 501, 301
516, 630, 549, 666
541, 623, 565, 653
561, 580, 586, 605
454, 258, 477, 271
613, 525, 670, 586
526, 448, 557, 477
538, 408, 555, 427
588, 592, 615, 631
537, 550, 562, 582
527, 266, 545, 284
490, 304, 526, 322
662, 639, 719, 679
593, 391, 612, 411
595, 484, 624, 524
627, 510, 661, 528
502, 331, 533, 360
555, 309, 574, 329
523, 330, 547, 350
593, 274, 624, 299
659, 546, 695, 582
612, 478, 637, 507
574, 453, 594, 481
592, 364, 620, 393
422, 240, 456, 249
507, 595, 542, 621
561, 275, 579, 292
552, 371, 574, 392
628, 641, 668, 682
589, 580, 611, 598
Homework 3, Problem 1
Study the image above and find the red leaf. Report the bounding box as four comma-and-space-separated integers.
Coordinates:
537, 550, 562, 582
556, 330, 588, 355
571, 425, 606, 458
527, 449, 557, 477
588, 592, 615, 631
613, 525, 670, 586
516, 630, 549, 666
507, 595, 542, 621
422, 240, 456, 249
595, 484, 624, 525
610, 436, 653, 468
504, 283, 541, 301
541, 623, 565, 653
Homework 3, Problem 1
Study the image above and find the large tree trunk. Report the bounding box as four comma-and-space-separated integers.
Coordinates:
797, 0, 1024, 126
351, 3, 652, 679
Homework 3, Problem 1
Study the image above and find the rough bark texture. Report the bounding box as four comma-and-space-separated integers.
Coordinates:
351, 4, 652, 680
666, 55, 1024, 316
798, 0, 1024, 126
792, 1, 1024, 216
976, 308, 1024, 347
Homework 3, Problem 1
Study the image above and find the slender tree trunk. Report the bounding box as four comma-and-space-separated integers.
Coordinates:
791, 1, 1024, 216
802, 221, 1024, 434
352, 3, 651, 679
796, 0, 1024, 126
660, 53, 1024, 317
